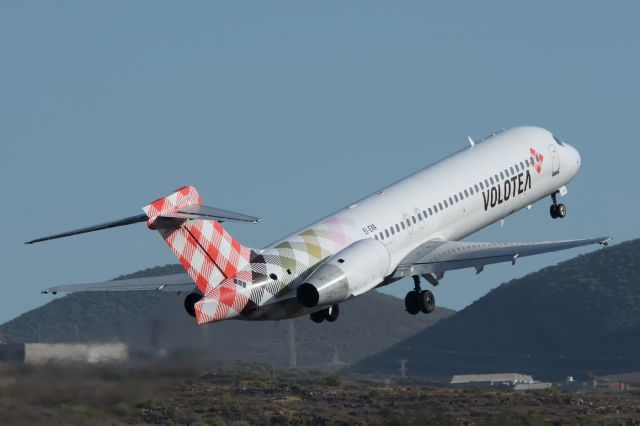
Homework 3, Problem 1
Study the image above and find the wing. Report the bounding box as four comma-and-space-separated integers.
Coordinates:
42, 273, 195, 294
392, 236, 611, 279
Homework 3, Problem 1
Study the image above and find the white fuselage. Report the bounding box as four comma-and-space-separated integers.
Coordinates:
266, 126, 580, 280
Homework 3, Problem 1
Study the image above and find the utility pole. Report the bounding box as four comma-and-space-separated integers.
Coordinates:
400, 359, 407, 379
331, 345, 340, 371
289, 320, 297, 369
332, 346, 339, 367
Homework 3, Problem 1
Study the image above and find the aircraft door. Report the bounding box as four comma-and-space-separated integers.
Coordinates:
549, 145, 560, 176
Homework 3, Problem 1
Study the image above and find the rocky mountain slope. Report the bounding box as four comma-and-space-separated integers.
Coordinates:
355, 239, 640, 379
1, 264, 454, 367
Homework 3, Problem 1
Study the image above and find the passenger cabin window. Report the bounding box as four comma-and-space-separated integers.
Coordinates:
459, 191, 463, 200
401, 222, 405, 229
412, 216, 417, 224
454, 195, 458, 203
464, 189, 469, 197
490, 177, 494, 185
428, 207, 433, 215
510, 166, 515, 174
525, 159, 530, 167
423, 210, 428, 218
500, 171, 505, 180
520, 161, 524, 169
417, 212, 422, 221
406, 218, 411, 226
438, 202, 443, 210
474, 184, 479, 192
395, 224, 400, 232
385, 229, 389, 237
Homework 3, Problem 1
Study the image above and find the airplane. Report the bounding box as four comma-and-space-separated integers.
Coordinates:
28, 126, 610, 324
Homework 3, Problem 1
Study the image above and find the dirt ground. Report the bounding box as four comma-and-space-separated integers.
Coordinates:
0, 361, 639, 425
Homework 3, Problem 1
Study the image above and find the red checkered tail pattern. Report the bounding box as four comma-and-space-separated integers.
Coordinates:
143, 186, 255, 295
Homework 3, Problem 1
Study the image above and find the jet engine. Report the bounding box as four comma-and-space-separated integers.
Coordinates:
296, 238, 391, 308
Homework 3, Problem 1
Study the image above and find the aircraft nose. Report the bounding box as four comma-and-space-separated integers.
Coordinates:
570, 144, 581, 168
564, 143, 581, 177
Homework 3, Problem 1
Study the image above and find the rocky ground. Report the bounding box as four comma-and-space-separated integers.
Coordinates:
0, 361, 639, 425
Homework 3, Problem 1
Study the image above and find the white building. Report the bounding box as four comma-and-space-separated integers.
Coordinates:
450, 373, 534, 387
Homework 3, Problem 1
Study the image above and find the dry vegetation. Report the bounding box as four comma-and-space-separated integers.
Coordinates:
0, 360, 639, 425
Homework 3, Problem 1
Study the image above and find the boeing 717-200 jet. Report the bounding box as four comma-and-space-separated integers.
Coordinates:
28, 126, 610, 324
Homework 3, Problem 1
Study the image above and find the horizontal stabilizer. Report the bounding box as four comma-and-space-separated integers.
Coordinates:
26, 205, 260, 244
42, 273, 195, 294
161, 204, 261, 223
25, 214, 148, 244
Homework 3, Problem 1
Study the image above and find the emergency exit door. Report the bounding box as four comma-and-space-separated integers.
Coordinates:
549, 145, 560, 176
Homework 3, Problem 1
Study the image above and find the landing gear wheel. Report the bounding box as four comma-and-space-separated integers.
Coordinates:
324, 304, 340, 322
310, 310, 325, 323
550, 204, 559, 219
557, 203, 566, 218
405, 291, 420, 315
184, 293, 203, 318
418, 290, 435, 314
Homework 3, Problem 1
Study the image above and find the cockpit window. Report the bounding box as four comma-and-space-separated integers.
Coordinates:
553, 135, 565, 146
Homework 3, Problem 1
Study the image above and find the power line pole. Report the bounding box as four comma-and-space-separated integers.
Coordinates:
331, 345, 340, 371
400, 359, 407, 379
289, 320, 297, 369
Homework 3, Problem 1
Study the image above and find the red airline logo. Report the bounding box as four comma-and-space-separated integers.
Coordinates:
530, 148, 544, 174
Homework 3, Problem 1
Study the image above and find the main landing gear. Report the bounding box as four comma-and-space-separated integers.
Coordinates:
549, 191, 566, 219
310, 304, 340, 323
405, 276, 435, 315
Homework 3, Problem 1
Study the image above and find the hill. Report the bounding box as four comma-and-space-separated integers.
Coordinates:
354, 238, 640, 380
0, 265, 454, 367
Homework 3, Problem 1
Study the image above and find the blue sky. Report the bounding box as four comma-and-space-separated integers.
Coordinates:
1, 1, 638, 324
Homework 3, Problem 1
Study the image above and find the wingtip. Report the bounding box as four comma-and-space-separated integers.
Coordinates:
599, 236, 613, 246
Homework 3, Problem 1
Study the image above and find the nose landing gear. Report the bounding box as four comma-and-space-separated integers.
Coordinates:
405, 276, 436, 315
549, 191, 566, 219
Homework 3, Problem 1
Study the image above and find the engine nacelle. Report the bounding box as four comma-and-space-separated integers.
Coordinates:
296, 238, 391, 308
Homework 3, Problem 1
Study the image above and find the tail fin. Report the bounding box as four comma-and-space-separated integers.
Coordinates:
25, 185, 259, 296
143, 186, 254, 295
